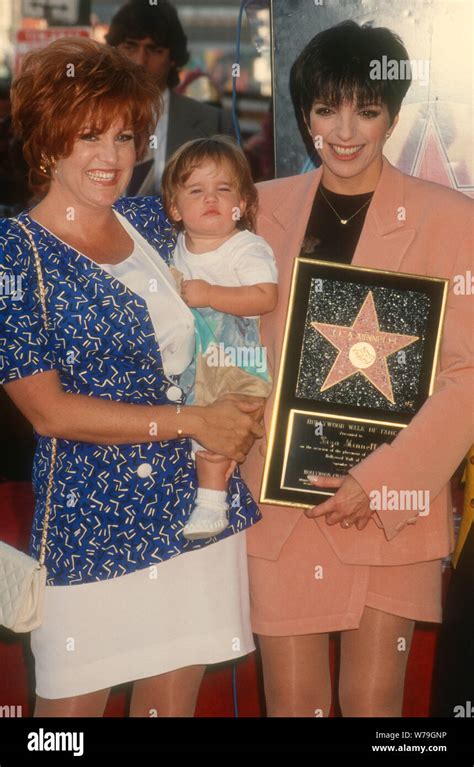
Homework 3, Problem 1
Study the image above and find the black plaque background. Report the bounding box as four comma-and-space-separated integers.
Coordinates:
295, 281, 430, 414
261, 259, 447, 507
281, 412, 401, 499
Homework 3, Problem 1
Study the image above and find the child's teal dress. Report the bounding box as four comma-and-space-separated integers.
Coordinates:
179, 306, 272, 407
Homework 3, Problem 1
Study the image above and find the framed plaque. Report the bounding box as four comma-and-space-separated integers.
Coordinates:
260, 258, 448, 508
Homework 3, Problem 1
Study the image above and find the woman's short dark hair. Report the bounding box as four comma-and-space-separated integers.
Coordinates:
105, 0, 189, 89
290, 20, 411, 133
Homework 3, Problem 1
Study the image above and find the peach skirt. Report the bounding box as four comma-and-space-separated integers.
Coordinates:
248, 513, 442, 636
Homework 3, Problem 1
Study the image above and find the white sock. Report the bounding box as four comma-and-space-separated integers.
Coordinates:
195, 488, 228, 508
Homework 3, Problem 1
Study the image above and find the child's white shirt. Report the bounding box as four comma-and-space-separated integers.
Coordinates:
172, 230, 278, 319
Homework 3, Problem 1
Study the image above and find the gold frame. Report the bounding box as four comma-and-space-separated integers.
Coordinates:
260, 258, 449, 508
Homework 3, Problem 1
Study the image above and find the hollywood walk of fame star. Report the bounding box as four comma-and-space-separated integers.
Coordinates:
311, 291, 419, 404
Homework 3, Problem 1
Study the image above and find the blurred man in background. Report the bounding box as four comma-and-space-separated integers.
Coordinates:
106, 0, 234, 195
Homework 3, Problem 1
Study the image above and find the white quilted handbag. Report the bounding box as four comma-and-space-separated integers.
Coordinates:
0, 219, 57, 633
0, 544, 47, 631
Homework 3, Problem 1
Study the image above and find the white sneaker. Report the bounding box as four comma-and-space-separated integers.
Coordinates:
183, 503, 229, 540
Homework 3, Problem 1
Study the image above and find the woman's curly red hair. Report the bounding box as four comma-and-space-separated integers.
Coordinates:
11, 37, 161, 195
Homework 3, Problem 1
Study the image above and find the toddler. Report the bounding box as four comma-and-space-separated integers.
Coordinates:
161, 136, 278, 539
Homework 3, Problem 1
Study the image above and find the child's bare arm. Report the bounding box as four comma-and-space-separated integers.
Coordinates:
181, 280, 278, 316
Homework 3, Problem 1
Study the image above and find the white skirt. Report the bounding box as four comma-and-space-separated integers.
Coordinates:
31, 531, 255, 699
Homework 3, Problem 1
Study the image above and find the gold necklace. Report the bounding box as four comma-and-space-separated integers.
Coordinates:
319, 186, 372, 225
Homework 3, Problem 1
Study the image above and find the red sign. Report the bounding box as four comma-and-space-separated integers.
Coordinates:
15, 27, 91, 75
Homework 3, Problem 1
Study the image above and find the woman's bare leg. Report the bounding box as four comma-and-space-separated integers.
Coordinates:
129, 665, 207, 717
339, 606, 415, 717
34, 688, 111, 717
257, 633, 331, 717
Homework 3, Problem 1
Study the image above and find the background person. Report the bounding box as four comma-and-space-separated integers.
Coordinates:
105, 0, 234, 195
432, 446, 474, 716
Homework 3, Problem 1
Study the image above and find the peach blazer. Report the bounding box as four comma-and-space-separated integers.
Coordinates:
242, 157, 474, 567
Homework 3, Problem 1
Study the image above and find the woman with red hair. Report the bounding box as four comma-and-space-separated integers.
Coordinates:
0, 38, 264, 717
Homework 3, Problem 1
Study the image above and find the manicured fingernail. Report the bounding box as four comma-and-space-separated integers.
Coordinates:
308, 475, 319, 482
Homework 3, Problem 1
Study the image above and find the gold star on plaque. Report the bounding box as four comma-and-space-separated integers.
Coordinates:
311, 291, 419, 404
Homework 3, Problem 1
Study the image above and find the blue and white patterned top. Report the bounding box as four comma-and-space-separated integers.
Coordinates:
0, 196, 261, 586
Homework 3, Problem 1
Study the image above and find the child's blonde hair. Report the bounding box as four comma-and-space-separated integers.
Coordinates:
161, 135, 258, 233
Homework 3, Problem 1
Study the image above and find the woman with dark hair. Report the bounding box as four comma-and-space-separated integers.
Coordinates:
0, 38, 263, 717
241, 21, 473, 717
